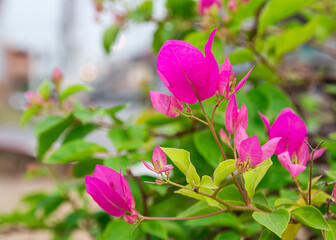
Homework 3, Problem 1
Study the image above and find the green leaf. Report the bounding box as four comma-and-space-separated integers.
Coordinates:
35, 115, 73, 158
258, 0, 312, 33
259, 229, 281, 240
177, 201, 213, 217
37, 80, 52, 100
243, 159, 273, 198
227, 47, 255, 64
218, 185, 245, 206
103, 26, 120, 54
275, 19, 317, 57
185, 213, 237, 228
311, 190, 330, 207
193, 130, 223, 168
161, 148, 191, 175
44, 140, 107, 164
253, 192, 271, 212
186, 164, 200, 186
325, 220, 336, 240
59, 84, 92, 102
101, 219, 139, 239
104, 155, 129, 175
326, 170, 336, 180
214, 230, 240, 240
292, 205, 330, 231
72, 158, 102, 178
252, 208, 290, 238
141, 221, 168, 239
166, 0, 196, 18
197, 175, 217, 189
128, 0, 152, 22
21, 106, 40, 126
213, 160, 237, 186
108, 127, 143, 151
63, 124, 98, 143
274, 198, 299, 208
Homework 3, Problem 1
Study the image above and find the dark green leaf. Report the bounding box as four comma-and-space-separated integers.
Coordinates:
63, 124, 98, 143
141, 221, 168, 239
72, 158, 102, 178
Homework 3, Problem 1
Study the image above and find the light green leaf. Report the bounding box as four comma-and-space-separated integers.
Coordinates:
213, 160, 237, 186
103, 26, 120, 54
282, 223, 302, 240
37, 80, 52, 100
252, 208, 290, 238
35, 115, 73, 158
108, 127, 143, 151
259, 0, 312, 33
274, 198, 299, 209
326, 170, 336, 180
44, 140, 107, 164
275, 19, 318, 57
186, 164, 200, 186
243, 159, 273, 198
177, 201, 213, 217
104, 155, 129, 175
21, 105, 40, 126
59, 84, 92, 102
311, 190, 330, 207
161, 148, 190, 176
197, 175, 217, 189
291, 205, 330, 231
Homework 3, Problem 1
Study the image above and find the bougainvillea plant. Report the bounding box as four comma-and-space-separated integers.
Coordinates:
9, 21, 335, 238
81, 29, 334, 239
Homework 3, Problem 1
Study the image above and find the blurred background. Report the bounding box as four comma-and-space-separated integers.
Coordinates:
0, 0, 335, 239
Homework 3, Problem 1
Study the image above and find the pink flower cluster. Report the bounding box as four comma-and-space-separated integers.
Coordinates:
260, 109, 326, 177
150, 28, 253, 118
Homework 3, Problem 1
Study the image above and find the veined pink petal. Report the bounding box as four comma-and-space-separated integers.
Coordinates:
333, 184, 336, 200
297, 140, 309, 165
217, 57, 232, 95
234, 125, 248, 151
233, 66, 254, 94
170, 96, 184, 113
287, 164, 306, 177
261, 137, 281, 161
119, 172, 136, 209
153, 145, 167, 165
158, 165, 174, 173
269, 108, 307, 156
85, 176, 128, 216
259, 112, 270, 132
235, 104, 248, 131
225, 94, 238, 134
204, 28, 219, 100
93, 165, 131, 205
150, 91, 180, 118
142, 159, 156, 173
239, 135, 263, 166
157, 41, 209, 104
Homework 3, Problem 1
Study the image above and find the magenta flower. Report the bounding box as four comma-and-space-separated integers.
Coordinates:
219, 128, 230, 143
51, 68, 63, 84
217, 57, 254, 99
234, 125, 281, 168
259, 108, 307, 156
150, 91, 184, 118
25, 91, 44, 107
198, 0, 222, 15
85, 165, 138, 224
225, 94, 248, 134
333, 184, 336, 200
278, 140, 326, 177
142, 146, 173, 174
157, 28, 219, 104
